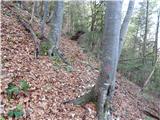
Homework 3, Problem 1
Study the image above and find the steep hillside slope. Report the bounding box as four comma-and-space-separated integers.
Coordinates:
1, 3, 160, 120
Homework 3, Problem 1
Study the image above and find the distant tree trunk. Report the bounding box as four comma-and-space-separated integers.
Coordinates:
40, 1, 49, 38
90, 1, 96, 31
90, 2, 103, 32
20, 1, 29, 11
119, 0, 135, 58
65, 2, 122, 120
115, 0, 135, 97
46, 9, 54, 24
153, 10, 159, 81
142, 0, 149, 64
100, 10, 104, 32
15, 1, 22, 8
48, 1, 64, 56
34, 1, 39, 17
154, 11, 159, 64
39, 1, 44, 22
30, 2, 36, 24
133, 26, 139, 53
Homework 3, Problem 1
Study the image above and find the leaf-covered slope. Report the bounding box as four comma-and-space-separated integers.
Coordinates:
1, 3, 160, 120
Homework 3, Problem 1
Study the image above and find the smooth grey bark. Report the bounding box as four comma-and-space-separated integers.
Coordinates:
34, 1, 39, 18
40, 1, 49, 38
113, 0, 135, 98
95, 1, 122, 120
142, 0, 149, 64
154, 10, 159, 63
46, 9, 54, 24
65, 1, 122, 120
48, 1, 64, 56
153, 10, 160, 80
119, 0, 135, 58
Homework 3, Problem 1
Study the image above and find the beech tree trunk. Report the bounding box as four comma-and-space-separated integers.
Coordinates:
46, 9, 54, 24
66, 2, 122, 120
30, 2, 36, 24
95, 1, 121, 119
65, 1, 135, 120
154, 11, 159, 64
40, 1, 49, 38
142, 0, 149, 64
48, 1, 64, 56
112, 0, 135, 99
34, 1, 39, 17
119, 0, 135, 58
153, 10, 160, 81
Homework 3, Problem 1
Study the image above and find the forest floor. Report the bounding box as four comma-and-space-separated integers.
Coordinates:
1, 2, 160, 120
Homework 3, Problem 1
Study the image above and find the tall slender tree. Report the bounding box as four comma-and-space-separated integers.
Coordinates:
48, 1, 64, 56
30, 2, 36, 24
142, 0, 149, 64
34, 1, 39, 17
153, 9, 160, 82
119, 0, 135, 58
40, 1, 49, 38
113, 0, 135, 95
66, 1, 122, 120
96, 2, 121, 119
154, 10, 160, 63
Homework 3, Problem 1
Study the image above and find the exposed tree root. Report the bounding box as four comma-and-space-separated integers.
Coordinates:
63, 87, 96, 105
39, 36, 49, 41
48, 48, 70, 65
143, 110, 160, 120
63, 86, 113, 120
